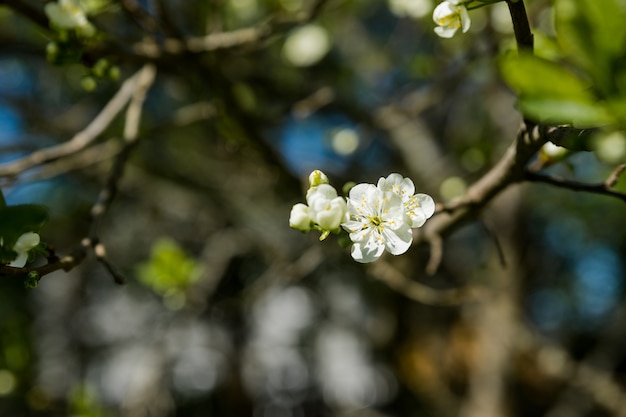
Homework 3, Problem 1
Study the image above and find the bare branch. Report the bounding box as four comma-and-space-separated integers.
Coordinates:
0, 64, 157, 282
525, 169, 626, 203
0, 66, 152, 181
132, 0, 331, 57
368, 259, 485, 306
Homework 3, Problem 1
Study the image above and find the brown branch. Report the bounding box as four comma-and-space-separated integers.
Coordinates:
368, 259, 485, 306
0, 66, 152, 181
88, 63, 156, 283
0, 64, 157, 282
416, 123, 546, 246
131, 0, 331, 57
506, 0, 533, 51
525, 169, 626, 203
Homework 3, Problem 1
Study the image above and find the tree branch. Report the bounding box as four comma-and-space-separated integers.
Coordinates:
506, 0, 533, 51
0, 64, 157, 283
0, 66, 152, 182
525, 165, 626, 204
131, 0, 331, 57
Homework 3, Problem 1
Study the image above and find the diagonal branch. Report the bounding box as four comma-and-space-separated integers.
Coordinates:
0, 66, 152, 181
132, 0, 331, 57
0, 64, 157, 282
525, 164, 626, 204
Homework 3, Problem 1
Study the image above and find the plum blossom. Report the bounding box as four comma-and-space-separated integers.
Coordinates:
306, 184, 347, 231
3, 232, 40, 268
45, 0, 95, 35
290, 171, 435, 263
289, 203, 312, 232
377, 173, 435, 228
289, 171, 347, 238
433, 0, 471, 38
342, 184, 413, 263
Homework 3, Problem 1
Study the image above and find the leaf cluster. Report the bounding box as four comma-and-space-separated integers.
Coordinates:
501, 0, 626, 133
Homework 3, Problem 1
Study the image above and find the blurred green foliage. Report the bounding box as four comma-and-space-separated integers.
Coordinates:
0, 204, 47, 264
501, 0, 626, 129
136, 238, 203, 305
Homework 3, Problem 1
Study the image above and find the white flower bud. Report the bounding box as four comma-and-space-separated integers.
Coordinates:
433, 0, 471, 38
308, 170, 329, 187
307, 184, 347, 231
289, 203, 313, 232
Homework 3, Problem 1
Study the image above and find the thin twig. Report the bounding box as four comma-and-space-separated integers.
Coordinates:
525, 171, 626, 203
369, 259, 484, 306
0, 64, 157, 282
88, 64, 156, 283
0, 67, 150, 181
132, 0, 331, 57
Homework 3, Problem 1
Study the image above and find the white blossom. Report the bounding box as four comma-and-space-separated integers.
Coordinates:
306, 184, 347, 231
7, 232, 40, 268
377, 173, 435, 228
342, 184, 413, 263
45, 0, 95, 35
433, 0, 471, 38
289, 203, 313, 232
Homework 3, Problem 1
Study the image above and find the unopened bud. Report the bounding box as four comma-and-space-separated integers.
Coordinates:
308, 170, 329, 187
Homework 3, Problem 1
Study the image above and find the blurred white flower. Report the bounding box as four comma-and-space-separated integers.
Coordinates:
289, 203, 313, 232
342, 184, 412, 263
8, 232, 40, 268
45, 0, 95, 35
388, 0, 433, 19
283, 24, 330, 67
377, 173, 435, 228
433, 0, 470, 38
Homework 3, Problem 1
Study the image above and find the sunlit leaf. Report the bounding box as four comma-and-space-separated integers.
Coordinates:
500, 53, 593, 102
520, 99, 614, 128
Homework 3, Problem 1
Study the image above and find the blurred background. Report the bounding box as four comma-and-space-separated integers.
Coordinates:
1, 0, 626, 416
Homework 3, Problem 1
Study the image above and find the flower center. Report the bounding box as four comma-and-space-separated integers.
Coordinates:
368, 215, 383, 227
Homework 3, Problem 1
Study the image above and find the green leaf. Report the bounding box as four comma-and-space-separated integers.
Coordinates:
0, 205, 48, 248
555, 0, 626, 95
0, 190, 5, 209
500, 53, 593, 102
136, 238, 202, 297
520, 99, 614, 128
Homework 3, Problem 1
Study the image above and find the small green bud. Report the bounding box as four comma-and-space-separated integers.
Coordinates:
92, 58, 109, 78
81, 76, 97, 92
46, 42, 60, 63
108, 66, 120, 80
24, 271, 40, 289
342, 181, 356, 196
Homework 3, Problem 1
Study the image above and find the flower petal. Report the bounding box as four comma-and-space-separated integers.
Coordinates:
8, 253, 28, 268
351, 234, 385, 263
13, 232, 40, 253
382, 223, 412, 255
415, 193, 436, 218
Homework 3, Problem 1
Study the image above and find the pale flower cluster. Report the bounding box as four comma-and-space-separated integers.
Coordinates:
1, 232, 40, 268
289, 170, 348, 239
343, 173, 435, 263
290, 171, 435, 263
45, 0, 96, 36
